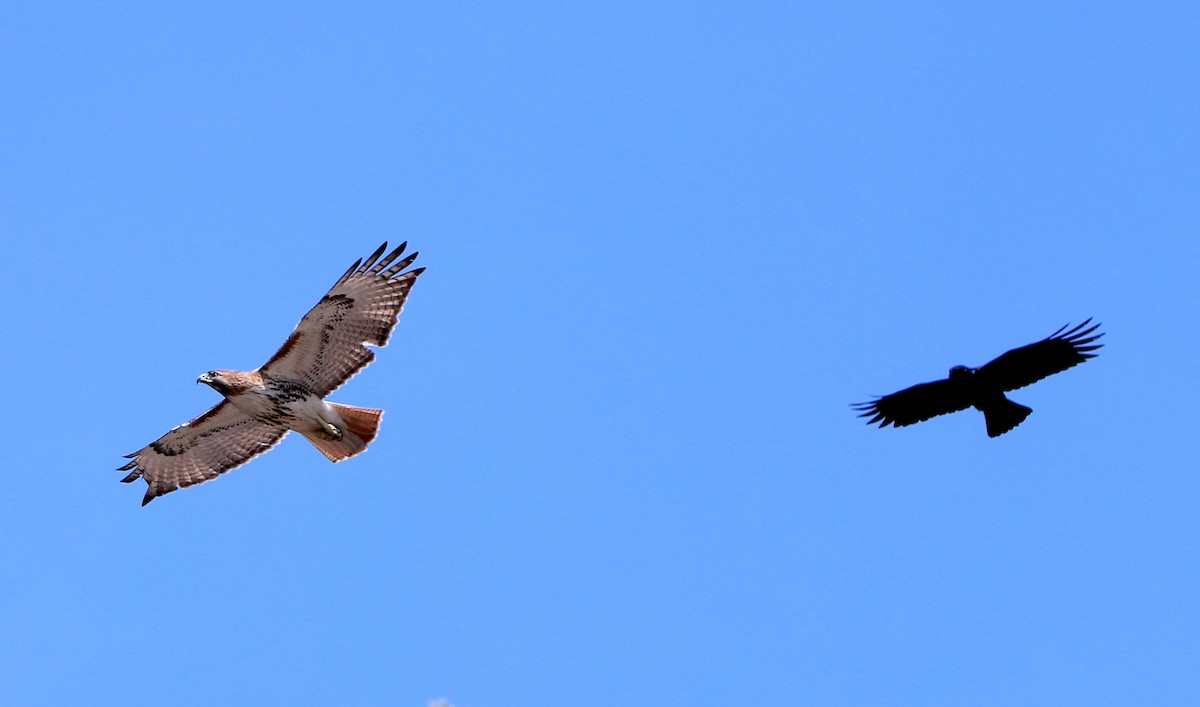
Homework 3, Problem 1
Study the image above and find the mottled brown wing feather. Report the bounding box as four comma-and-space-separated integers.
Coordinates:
854, 378, 974, 429
977, 319, 1104, 393
118, 401, 288, 505
261, 242, 425, 396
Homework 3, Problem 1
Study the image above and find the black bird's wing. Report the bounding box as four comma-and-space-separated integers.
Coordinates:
854, 378, 974, 429
976, 319, 1103, 393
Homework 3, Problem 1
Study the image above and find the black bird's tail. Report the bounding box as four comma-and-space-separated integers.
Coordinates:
983, 399, 1032, 438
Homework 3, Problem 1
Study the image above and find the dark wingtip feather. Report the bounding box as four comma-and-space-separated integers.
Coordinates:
1060, 320, 1105, 359
359, 242, 390, 273
379, 250, 420, 278
335, 258, 364, 285
1055, 318, 1101, 341
1047, 322, 1071, 339
851, 400, 888, 426
370, 242, 412, 274
1047, 320, 1105, 364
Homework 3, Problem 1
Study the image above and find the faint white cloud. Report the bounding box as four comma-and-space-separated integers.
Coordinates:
428, 699, 456, 707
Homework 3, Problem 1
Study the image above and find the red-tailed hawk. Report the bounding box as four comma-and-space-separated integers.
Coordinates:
119, 242, 425, 505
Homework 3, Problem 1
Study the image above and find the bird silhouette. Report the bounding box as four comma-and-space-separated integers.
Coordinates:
854, 320, 1103, 437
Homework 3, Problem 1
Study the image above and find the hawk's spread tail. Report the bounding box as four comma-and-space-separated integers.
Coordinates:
303, 404, 383, 462
982, 399, 1032, 438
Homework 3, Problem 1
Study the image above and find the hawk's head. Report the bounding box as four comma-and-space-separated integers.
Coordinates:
197, 369, 262, 396
198, 371, 228, 393
198, 370, 256, 396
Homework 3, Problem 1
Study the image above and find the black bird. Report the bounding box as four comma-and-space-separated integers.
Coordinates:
854, 320, 1103, 437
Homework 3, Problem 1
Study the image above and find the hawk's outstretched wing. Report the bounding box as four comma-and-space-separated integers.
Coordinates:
261, 242, 425, 397
977, 319, 1104, 393
119, 402, 288, 506
853, 378, 974, 429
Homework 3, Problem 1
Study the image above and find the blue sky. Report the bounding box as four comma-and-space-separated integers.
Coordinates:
2, 2, 1198, 705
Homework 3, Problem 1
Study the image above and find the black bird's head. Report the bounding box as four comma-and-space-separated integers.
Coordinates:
948, 365, 974, 380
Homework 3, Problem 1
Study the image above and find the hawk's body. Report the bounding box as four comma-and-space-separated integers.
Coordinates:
119, 242, 424, 505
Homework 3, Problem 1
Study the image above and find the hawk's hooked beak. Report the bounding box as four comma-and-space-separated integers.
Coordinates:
197, 373, 213, 386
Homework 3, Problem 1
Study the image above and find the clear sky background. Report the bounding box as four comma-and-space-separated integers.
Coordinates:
2, 3, 1198, 705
